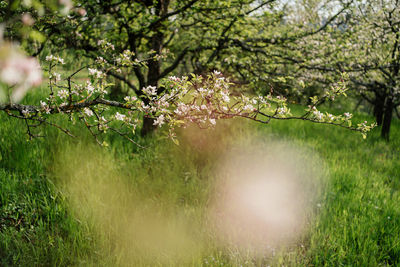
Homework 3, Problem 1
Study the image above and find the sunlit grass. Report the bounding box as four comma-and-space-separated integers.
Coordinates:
0, 90, 399, 265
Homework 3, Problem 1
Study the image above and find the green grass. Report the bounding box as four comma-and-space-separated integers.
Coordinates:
256, 114, 400, 266
0, 90, 399, 266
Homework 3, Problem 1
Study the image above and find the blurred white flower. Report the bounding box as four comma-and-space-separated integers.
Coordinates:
76, 8, 86, 16
220, 91, 230, 103
0, 44, 42, 102
59, 0, 73, 15
22, 13, 35, 26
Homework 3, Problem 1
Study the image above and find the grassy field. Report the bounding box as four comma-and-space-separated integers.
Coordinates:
0, 89, 399, 266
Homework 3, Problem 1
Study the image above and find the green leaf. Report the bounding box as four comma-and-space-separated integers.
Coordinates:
29, 30, 46, 42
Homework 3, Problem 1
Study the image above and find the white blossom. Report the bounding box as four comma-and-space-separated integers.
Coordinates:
153, 114, 165, 127
52, 72, 61, 82
22, 13, 34, 26
88, 68, 103, 78
96, 56, 106, 64
313, 110, 324, 120
344, 112, 352, 119
174, 103, 190, 116
243, 104, 254, 112
115, 112, 126, 121
143, 85, 157, 96
40, 100, 51, 114
168, 76, 180, 82
57, 89, 68, 99
86, 81, 95, 93
213, 70, 221, 75
221, 91, 230, 103
83, 107, 93, 117
277, 107, 286, 115
45, 55, 65, 64
124, 96, 137, 102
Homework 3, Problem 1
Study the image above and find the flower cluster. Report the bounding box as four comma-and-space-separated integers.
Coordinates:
97, 40, 115, 51
134, 72, 292, 139
88, 68, 104, 79
357, 121, 377, 139
45, 55, 65, 65
120, 71, 373, 142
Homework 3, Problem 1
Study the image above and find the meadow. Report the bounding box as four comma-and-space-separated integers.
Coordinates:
0, 88, 400, 266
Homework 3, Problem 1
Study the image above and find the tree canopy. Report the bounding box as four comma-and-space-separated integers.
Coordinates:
0, 0, 383, 144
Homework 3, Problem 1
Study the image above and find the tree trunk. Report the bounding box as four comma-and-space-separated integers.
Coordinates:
140, 0, 169, 136
140, 31, 164, 136
381, 97, 394, 141
373, 95, 385, 126
141, 116, 156, 136
109, 80, 124, 101
141, 33, 165, 135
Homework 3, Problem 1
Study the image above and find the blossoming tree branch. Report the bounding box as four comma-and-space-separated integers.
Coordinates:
1, 48, 375, 145
0, 0, 376, 146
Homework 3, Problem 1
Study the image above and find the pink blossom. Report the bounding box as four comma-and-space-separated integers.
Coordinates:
76, 8, 86, 16
22, 13, 34, 26
0, 45, 42, 102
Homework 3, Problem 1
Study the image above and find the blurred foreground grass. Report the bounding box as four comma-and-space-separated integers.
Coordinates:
0, 89, 399, 266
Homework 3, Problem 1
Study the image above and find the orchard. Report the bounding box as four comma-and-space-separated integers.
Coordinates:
0, 1, 399, 266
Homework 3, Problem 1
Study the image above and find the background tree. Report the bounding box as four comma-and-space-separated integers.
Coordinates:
273, 0, 400, 140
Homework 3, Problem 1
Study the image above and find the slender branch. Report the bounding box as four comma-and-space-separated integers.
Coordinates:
0, 98, 136, 115
239, 111, 361, 132
146, 0, 200, 31
108, 127, 146, 148
159, 47, 189, 79
108, 71, 140, 95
